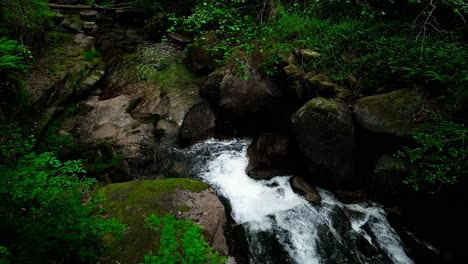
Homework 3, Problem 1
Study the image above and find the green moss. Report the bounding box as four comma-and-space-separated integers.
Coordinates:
99, 178, 208, 263
305, 97, 340, 112
178, 205, 191, 212
355, 88, 429, 135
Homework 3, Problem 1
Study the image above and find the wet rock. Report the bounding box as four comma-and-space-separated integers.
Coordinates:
353, 88, 434, 137
291, 97, 355, 188
156, 119, 180, 145
290, 176, 321, 205
370, 154, 409, 205
246, 133, 295, 179
100, 178, 232, 263
82, 21, 98, 34
179, 102, 217, 147
175, 188, 230, 255
79, 10, 98, 22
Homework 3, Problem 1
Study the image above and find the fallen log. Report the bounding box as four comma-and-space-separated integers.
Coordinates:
48, 3, 141, 12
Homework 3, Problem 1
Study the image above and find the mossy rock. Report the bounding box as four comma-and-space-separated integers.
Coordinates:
99, 178, 208, 263
353, 88, 434, 137
291, 97, 355, 188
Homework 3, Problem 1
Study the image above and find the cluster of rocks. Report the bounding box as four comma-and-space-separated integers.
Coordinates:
179, 43, 437, 206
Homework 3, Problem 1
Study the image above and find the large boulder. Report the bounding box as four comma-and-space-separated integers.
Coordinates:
103, 42, 202, 126
200, 61, 283, 131
66, 94, 155, 163
24, 32, 104, 131
179, 102, 217, 147
100, 178, 231, 263
370, 154, 409, 205
291, 97, 355, 187
246, 133, 295, 179
353, 88, 433, 137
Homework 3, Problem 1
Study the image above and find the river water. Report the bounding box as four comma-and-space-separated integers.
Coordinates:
180, 139, 413, 264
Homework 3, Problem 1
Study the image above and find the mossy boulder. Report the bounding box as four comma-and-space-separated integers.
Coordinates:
291, 97, 355, 188
353, 88, 434, 137
24, 32, 104, 132
200, 59, 284, 134
103, 42, 202, 126
100, 178, 230, 263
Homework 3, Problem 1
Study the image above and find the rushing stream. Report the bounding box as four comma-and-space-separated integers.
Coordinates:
181, 139, 413, 264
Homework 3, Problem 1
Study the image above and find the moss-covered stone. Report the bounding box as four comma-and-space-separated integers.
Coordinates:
291, 97, 355, 188
100, 179, 208, 263
353, 88, 434, 137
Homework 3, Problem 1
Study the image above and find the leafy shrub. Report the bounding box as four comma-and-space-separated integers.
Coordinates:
0, 37, 30, 112
0, 0, 52, 33
142, 214, 227, 264
0, 134, 125, 263
83, 48, 102, 61
399, 121, 467, 191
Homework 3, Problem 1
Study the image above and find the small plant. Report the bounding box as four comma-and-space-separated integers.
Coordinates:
141, 214, 227, 264
399, 121, 467, 191
83, 49, 102, 61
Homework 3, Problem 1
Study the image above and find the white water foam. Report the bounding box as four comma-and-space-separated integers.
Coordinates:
190, 139, 413, 264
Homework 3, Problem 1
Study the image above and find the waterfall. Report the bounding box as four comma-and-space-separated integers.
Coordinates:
185, 139, 413, 264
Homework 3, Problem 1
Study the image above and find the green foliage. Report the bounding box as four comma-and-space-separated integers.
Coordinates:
0, 37, 30, 112
0, 37, 29, 73
83, 48, 102, 61
166, 0, 467, 107
0, 133, 125, 263
0, 0, 52, 33
399, 121, 467, 191
141, 214, 227, 264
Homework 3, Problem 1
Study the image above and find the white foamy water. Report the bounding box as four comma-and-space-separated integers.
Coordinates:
188, 139, 413, 264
